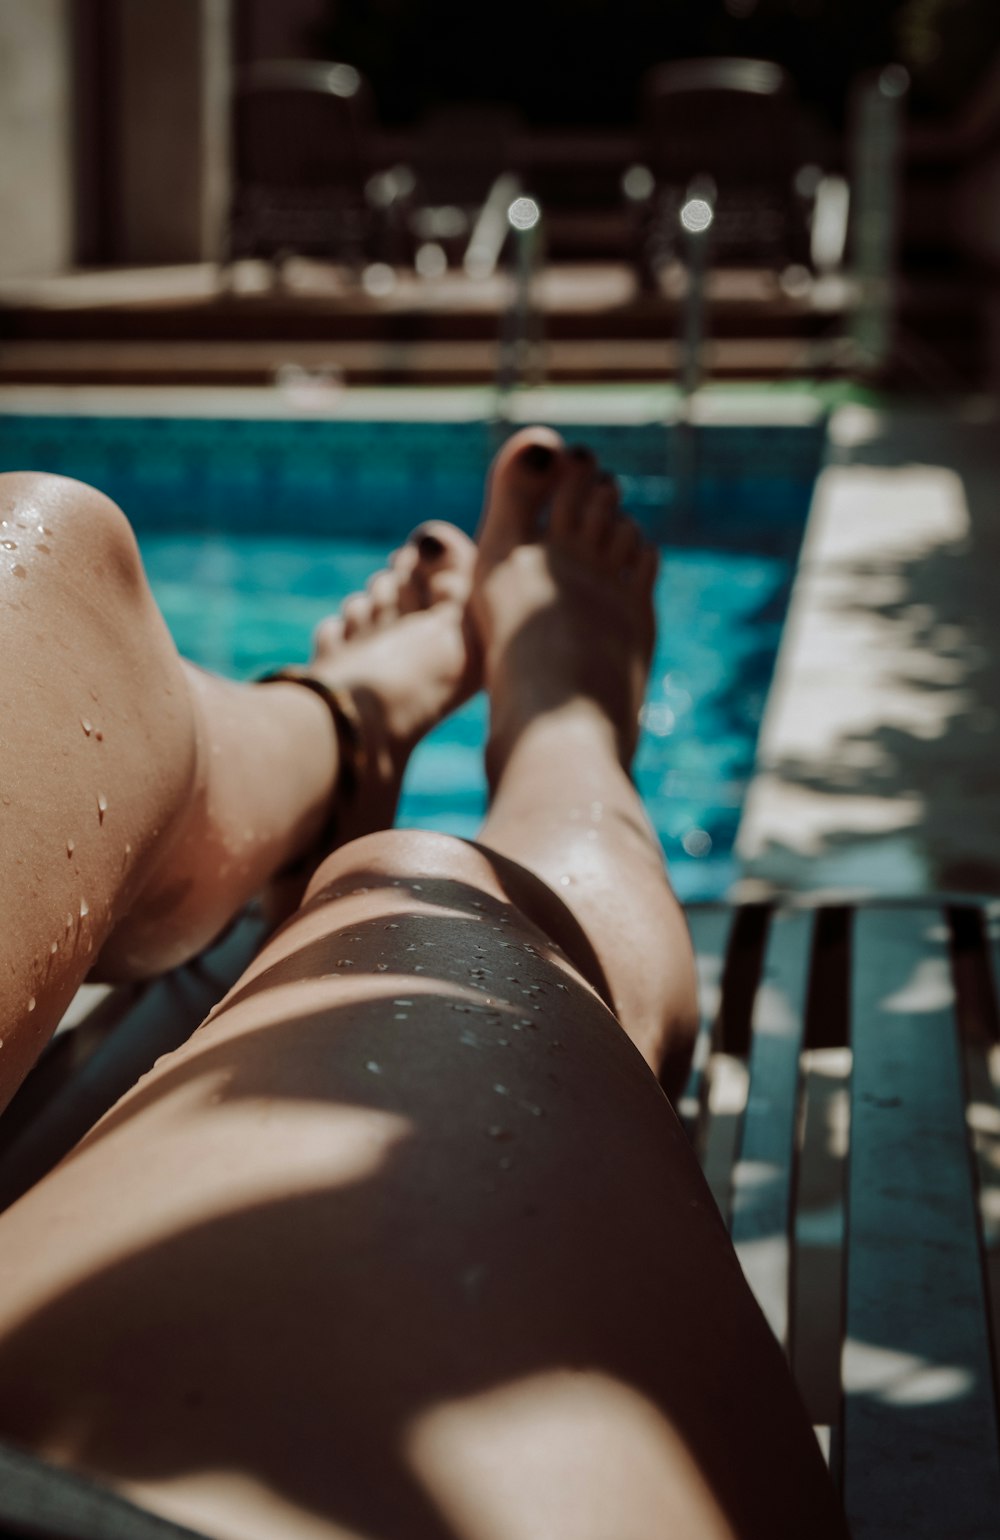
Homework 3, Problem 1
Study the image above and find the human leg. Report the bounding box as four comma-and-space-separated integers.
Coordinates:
472, 429, 699, 1095
0, 442, 846, 1539
0, 473, 476, 1111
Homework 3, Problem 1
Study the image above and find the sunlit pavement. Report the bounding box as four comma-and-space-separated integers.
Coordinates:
737, 397, 1000, 901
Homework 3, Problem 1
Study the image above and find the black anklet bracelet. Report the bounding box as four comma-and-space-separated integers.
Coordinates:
256, 667, 366, 875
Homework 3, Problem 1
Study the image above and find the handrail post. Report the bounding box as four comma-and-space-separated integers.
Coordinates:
494, 193, 544, 434
673, 178, 715, 527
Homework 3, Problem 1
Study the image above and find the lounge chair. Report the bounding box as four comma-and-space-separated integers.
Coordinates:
3, 897, 1000, 1535
635, 57, 816, 281
225, 59, 381, 275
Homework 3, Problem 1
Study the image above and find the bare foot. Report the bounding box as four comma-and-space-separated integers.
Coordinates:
472, 428, 657, 782
293, 519, 481, 850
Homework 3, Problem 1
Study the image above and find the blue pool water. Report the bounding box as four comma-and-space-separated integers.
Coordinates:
0, 411, 825, 900
141, 532, 791, 901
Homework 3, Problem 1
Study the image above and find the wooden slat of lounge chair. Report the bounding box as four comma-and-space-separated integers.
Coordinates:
729, 907, 812, 1348
0, 1440, 211, 1540
843, 904, 1000, 1537
678, 904, 732, 1138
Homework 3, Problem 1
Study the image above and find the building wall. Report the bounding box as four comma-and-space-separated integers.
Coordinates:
0, 0, 74, 277
113, 0, 231, 264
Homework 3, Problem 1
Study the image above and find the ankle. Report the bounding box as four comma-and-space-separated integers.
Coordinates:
486, 700, 626, 791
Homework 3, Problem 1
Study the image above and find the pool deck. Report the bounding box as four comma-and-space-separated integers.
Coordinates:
737, 396, 1000, 901
1, 379, 997, 902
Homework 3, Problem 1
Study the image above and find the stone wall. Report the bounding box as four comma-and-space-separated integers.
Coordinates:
0, 0, 74, 278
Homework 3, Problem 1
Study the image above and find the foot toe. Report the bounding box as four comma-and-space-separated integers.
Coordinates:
407, 520, 477, 606
607, 511, 642, 573
477, 427, 565, 558
312, 613, 345, 660
366, 569, 401, 626
341, 592, 372, 638
550, 449, 603, 540
575, 476, 621, 554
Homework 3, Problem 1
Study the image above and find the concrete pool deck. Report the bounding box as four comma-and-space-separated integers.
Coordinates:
1, 380, 997, 902
737, 396, 1000, 901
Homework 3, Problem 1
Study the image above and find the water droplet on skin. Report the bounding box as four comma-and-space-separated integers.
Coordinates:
79, 897, 89, 918
556, 982, 568, 991
336, 958, 354, 966
27, 997, 35, 1012
487, 1125, 513, 1140
11, 565, 26, 579
460, 1030, 478, 1047
95, 729, 103, 741
97, 793, 108, 823
493, 1083, 509, 1096
65, 913, 73, 932
1, 540, 16, 550
81, 719, 93, 736
559, 875, 572, 887
376, 963, 388, 972
0, 1039, 4, 1049
385, 922, 399, 930
394, 1012, 409, 1021
366, 1060, 382, 1074
50, 940, 58, 954
66, 838, 75, 857
518, 1019, 533, 1028
411, 883, 422, 891
527, 1104, 543, 1117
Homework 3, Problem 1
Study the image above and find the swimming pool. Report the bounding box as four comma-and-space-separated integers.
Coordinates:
0, 405, 825, 900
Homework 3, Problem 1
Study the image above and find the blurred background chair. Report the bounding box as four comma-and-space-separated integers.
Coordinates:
632, 57, 830, 285
225, 58, 381, 277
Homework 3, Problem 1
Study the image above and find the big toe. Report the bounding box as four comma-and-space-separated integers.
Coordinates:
406, 520, 477, 607
476, 427, 565, 565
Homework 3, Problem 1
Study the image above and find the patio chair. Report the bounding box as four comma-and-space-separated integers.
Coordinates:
3, 898, 1000, 1535
225, 59, 380, 274
635, 57, 813, 279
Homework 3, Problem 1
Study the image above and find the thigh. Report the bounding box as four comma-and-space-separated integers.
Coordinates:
0, 831, 843, 1540
0, 474, 198, 1108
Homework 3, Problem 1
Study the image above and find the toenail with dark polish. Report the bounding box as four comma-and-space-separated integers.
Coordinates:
416, 533, 446, 559
523, 443, 555, 471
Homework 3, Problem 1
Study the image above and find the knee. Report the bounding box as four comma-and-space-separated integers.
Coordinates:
306, 829, 490, 904
0, 471, 145, 606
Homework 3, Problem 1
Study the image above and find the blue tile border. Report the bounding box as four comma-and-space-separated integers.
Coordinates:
0, 415, 826, 547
